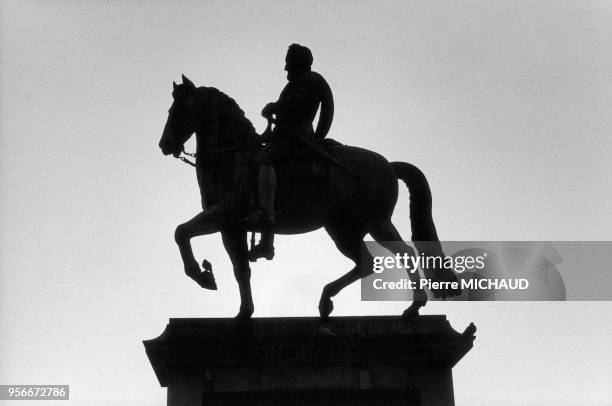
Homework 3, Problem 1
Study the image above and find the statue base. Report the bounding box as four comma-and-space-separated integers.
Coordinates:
144, 316, 475, 406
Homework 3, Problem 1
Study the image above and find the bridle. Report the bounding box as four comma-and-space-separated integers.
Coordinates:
176, 147, 197, 167
174, 118, 271, 168
175, 143, 256, 168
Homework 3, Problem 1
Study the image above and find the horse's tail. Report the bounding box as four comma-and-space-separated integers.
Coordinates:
391, 162, 461, 299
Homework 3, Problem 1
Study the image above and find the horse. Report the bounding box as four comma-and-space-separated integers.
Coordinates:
158, 75, 459, 324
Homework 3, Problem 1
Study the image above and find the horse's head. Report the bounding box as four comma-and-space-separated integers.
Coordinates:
159, 74, 201, 157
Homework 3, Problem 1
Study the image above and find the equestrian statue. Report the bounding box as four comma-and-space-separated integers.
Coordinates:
158, 44, 460, 324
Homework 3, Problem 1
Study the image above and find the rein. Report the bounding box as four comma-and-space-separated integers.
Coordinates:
175, 115, 271, 168
177, 148, 197, 167
175, 143, 254, 168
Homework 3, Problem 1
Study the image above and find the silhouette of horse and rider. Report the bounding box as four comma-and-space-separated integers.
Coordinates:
158, 44, 460, 324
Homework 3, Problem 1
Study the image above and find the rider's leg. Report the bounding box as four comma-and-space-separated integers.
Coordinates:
249, 161, 276, 260
258, 161, 277, 233
248, 145, 276, 261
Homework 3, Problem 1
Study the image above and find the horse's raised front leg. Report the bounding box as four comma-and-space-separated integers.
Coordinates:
174, 211, 219, 289
221, 227, 254, 319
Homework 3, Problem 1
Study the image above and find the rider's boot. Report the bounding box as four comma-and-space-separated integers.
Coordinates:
249, 164, 276, 261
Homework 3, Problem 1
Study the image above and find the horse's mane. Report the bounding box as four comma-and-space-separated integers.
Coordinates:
207, 87, 257, 145
198, 87, 256, 208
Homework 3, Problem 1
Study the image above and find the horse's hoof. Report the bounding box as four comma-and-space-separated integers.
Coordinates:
197, 270, 218, 290
413, 289, 428, 303
248, 244, 275, 262
317, 324, 337, 337
318, 297, 334, 319
402, 302, 424, 320
235, 309, 254, 320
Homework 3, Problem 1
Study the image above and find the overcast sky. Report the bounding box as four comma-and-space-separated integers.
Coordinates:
1, 1, 611, 405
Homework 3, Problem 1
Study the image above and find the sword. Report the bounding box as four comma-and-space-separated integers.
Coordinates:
267, 117, 361, 179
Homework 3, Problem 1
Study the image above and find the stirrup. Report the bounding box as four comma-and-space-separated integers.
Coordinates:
248, 242, 275, 262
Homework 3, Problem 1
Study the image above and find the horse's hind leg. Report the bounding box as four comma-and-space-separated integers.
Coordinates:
369, 220, 428, 318
320, 221, 369, 323
221, 227, 254, 319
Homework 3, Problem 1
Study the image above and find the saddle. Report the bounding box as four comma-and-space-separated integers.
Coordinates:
241, 138, 344, 227
274, 138, 343, 181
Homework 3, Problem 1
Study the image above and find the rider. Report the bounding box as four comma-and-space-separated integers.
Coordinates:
249, 43, 334, 261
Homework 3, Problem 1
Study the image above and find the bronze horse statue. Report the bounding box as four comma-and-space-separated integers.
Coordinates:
159, 75, 459, 323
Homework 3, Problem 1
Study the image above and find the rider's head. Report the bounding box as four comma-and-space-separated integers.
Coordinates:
285, 43, 312, 82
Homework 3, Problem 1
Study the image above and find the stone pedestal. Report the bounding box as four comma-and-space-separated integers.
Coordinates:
144, 316, 475, 406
